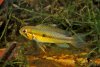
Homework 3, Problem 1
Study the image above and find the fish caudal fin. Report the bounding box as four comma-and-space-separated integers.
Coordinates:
71, 35, 86, 48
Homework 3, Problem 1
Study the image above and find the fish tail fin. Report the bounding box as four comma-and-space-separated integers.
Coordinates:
68, 38, 78, 48
71, 35, 86, 48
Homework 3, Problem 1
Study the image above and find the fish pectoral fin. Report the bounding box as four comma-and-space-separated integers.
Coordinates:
37, 43, 47, 53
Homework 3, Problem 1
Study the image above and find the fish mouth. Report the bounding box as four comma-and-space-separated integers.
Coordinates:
19, 28, 23, 35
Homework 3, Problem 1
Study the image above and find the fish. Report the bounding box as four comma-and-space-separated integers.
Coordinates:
19, 24, 84, 48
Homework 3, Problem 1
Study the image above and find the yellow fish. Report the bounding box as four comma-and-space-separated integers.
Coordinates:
19, 24, 83, 47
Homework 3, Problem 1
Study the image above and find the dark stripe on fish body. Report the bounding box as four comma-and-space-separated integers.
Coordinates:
31, 33, 74, 41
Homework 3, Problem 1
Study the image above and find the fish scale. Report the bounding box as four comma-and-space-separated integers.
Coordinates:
19, 24, 77, 46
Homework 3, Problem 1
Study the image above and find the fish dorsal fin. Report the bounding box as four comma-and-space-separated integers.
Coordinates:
35, 24, 70, 36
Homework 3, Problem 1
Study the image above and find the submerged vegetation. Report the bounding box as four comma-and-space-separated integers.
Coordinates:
0, 0, 100, 67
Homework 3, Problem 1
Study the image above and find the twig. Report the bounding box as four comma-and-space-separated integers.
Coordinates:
0, 42, 17, 66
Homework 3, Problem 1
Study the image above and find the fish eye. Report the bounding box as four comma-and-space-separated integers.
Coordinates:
23, 29, 27, 33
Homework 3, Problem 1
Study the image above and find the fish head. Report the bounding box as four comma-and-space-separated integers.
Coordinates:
19, 26, 36, 40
